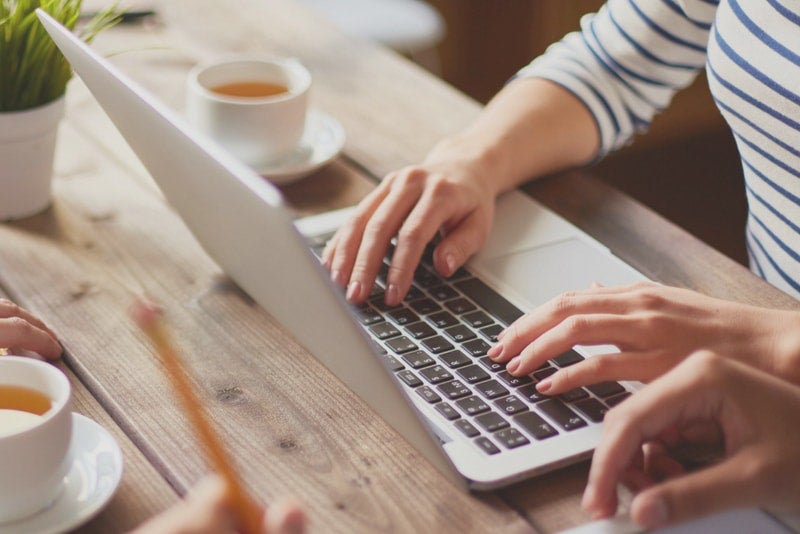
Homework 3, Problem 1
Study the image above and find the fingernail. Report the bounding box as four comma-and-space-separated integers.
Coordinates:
487, 343, 502, 359
331, 269, 344, 287
638, 496, 668, 529
506, 356, 520, 374
536, 378, 552, 393
445, 253, 457, 276
346, 281, 362, 301
385, 284, 399, 306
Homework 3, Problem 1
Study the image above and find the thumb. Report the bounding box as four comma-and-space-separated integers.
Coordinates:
630, 452, 762, 529
435, 211, 491, 277
266, 498, 306, 534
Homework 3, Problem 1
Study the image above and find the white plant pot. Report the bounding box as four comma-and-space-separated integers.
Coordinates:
0, 97, 65, 221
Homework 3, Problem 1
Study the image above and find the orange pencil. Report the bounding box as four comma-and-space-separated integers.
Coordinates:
132, 300, 262, 534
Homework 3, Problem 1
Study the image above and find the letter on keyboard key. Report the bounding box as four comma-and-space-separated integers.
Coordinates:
454, 419, 480, 438
474, 436, 500, 455
513, 411, 558, 440
493, 428, 530, 449
538, 399, 587, 431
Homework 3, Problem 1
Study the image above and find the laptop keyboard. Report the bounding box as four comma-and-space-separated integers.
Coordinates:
311, 240, 630, 456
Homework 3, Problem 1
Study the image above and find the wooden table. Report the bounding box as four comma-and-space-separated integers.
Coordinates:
2, 1, 799, 532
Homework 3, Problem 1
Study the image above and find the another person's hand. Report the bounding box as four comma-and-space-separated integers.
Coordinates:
133, 474, 306, 534
487, 282, 800, 390
583, 351, 800, 529
323, 136, 500, 305
0, 298, 62, 360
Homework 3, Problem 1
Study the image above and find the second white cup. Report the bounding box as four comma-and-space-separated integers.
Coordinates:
186, 57, 311, 170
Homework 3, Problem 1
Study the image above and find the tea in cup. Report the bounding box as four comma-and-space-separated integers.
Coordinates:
185, 57, 311, 170
0, 356, 72, 523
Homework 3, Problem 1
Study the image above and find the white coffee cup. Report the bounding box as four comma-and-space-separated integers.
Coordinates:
186, 57, 311, 170
0, 356, 72, 523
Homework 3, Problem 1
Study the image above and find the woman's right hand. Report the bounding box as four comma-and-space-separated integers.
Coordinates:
0, 298, 62, 360
323, 136, 502, 306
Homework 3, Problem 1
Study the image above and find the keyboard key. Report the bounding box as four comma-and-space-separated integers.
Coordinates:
409, 298, 442, 315
371, 298, 403, 312
385, 336, 418, 354
494, 428, 530, 449
538, 399, 587, 431
382, 355, 404, 372
514, 411, 558, 440
428, 284, 460, 301
479, 324, 503, 342
388, 307, 419, 325
444, 324, 476, 343
454, 278, 524, 325
416, 386, 441, 404
414, 265, 441, 288
456, 364, 491, 384
560, 387, 589, 403
474, 436, 501, 455
461, 339, 491, 357
475, 412, 510, 433
427, 311, 460, 329
463, 310, 493, 328
369, 322, 400, 340
444, 297, 476, 315
533, 367, 557, 381
474, 379, 509, 399
357, 306, 383, 325
497, 371, 533, 388
587, 381, 626, 399
495, 395, 528, 415
370, 340, 387, 355
401, 350, 435, 369
435, 402, 460, 420
574, 398, 608, 423
456, 395, 491, 416
553, 349, 585, 367
450, 267, 471, 280
396, 370, 422, 388
404, 321, 437, 340
419, 365, 453, 385
421, 336, 454, 354
405, 285, 425, 301
605, 392, 631, 407
437, 380, 471, 400
517, 384, 548, 404
439, 350, 471, 368
454, 419, 480, 438
478, 356, 505, 373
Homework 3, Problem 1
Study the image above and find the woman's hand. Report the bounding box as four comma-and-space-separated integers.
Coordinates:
583, 351, 800, 529
323, 136, 501, 306
0, 298, 61, 360
487, 282, 800, 390
132, 475, 306, 534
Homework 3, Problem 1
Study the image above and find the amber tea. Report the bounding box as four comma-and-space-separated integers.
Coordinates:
210, 81, 289, 98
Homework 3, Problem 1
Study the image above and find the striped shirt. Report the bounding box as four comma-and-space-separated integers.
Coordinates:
518, 0, 800, 299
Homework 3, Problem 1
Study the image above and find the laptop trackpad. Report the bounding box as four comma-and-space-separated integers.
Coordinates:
479, 238, 645, 308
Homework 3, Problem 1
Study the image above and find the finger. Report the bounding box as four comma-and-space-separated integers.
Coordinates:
328, 181, 393, 288
386, 190, 462, 304
582, 356, 723, 519
629, 452, 765, 529
267, 498, 307, 534
535, 351, 667, 395
433, 205, 493, 278
0, 318, 63, 360
346, 181, 426, 302
491, 289, 645, 363
504, 314, 647, 376
0, 299, 59, 340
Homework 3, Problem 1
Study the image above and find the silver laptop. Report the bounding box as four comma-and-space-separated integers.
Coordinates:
39, 10, 646, 490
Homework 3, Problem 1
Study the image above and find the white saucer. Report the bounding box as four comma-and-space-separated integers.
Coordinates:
0, 413, 124, 534
257, 109, 345, 185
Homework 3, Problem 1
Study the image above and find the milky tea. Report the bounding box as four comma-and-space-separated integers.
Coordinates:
0, 385, 51, 438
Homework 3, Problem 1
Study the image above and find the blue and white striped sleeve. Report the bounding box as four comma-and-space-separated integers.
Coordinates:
517, 0, 717, 156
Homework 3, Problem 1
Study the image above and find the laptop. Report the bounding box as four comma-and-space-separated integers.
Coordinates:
39, 9, 647, 490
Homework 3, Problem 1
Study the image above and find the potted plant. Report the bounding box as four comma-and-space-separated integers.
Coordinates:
0, 0, 117, 220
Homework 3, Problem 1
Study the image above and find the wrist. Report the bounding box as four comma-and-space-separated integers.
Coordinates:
425, 132, 513, 197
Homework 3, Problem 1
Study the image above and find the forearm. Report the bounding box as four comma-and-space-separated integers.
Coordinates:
427, 77, 600, 196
